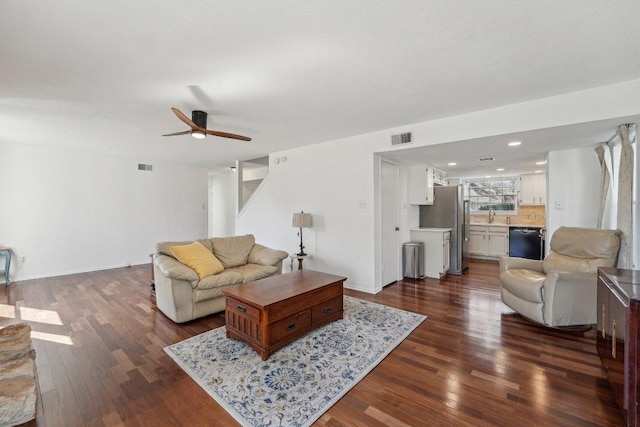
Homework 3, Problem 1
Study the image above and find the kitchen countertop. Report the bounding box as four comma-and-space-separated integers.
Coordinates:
410, 227, 452, 232
470, 223, 544, 228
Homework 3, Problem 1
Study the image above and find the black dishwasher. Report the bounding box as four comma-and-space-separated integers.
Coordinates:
509, 227, 545, 260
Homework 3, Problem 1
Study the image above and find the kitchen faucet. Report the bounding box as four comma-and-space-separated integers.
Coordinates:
488, 208, 495, 224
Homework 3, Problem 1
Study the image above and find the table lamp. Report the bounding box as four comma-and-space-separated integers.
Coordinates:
292, 211, 312, 256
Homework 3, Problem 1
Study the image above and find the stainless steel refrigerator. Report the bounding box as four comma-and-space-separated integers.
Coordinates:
418, 185, 470, 275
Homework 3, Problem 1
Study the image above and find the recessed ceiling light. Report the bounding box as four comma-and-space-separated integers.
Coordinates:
534, 170, 543, 173
536, 161, 547, 165
448, 162, 457, 166
508, 141, 521, 146
496, 168, 505, 171
485, 175, 492, 178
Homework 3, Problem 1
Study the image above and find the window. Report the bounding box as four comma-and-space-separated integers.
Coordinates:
463, 177, 518, 212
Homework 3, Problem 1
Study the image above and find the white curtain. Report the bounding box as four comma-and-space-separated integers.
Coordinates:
594, 143, 612, 229
616, 125, 634, 268
594, 124, 635, 269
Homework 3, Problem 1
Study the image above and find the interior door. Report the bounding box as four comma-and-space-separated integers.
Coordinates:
381, 160, 399, 286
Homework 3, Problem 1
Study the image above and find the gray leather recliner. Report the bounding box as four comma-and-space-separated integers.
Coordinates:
499, 227, 621, 328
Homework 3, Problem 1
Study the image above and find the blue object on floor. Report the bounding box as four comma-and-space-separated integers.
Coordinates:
0, 248, 11, 285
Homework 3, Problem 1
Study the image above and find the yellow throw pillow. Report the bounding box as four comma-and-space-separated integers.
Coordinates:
171, 241, 224, 279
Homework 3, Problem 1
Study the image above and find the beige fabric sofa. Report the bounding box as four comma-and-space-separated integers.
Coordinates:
153, 234, 288, 323
499, 226, 621, 328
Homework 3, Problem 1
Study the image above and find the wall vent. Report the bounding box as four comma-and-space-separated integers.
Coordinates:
391, 132, 412, 146
138, 163, 153, 171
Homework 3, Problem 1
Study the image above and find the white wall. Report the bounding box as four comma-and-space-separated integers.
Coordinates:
209, 170, 237, 237
236, 79, 640, 293
1, 142, 208, 282
546, 147, 601, 241
236, 138, 375, 291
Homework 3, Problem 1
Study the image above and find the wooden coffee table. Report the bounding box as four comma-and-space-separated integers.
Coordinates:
222, 269, 346, 360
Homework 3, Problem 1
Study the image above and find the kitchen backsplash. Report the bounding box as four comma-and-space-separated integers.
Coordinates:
470, 205, 545, 226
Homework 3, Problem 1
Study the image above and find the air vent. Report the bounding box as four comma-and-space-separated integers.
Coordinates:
138, 163, 153, 171
391, 132, 412, 146
478, 157, 495, 162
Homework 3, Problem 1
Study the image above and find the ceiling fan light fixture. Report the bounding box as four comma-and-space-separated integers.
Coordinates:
191, 130, 206, 139
163, 108, 251, 141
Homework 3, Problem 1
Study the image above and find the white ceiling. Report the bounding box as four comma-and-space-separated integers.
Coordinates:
2, 1, 640, 171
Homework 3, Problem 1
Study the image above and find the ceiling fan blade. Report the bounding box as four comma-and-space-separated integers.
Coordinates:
202, 128, 252, 141
171, 108, 197, 129
162, 130, 192, 137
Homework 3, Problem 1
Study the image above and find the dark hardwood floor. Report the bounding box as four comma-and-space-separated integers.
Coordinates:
0, 260, 624, 426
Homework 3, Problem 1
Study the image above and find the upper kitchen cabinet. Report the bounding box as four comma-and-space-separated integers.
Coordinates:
519, 173, 546, 206
409, 165, 447, 205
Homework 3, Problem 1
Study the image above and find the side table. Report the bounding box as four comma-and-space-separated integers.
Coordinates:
289, 255, 307, 272
149, 253, 156, 297
0, 247, 12, 286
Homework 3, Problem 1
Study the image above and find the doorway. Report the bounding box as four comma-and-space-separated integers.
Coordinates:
381, 159, 400, 286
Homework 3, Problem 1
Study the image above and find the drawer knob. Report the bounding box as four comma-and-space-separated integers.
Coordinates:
286, 323, 297, 331
237, 305, 246, 313
324, 307, 333, 314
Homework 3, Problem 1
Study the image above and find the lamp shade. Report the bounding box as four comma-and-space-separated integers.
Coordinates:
292, 212, 312, 228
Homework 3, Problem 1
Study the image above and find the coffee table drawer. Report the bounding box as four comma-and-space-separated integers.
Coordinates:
270, 311, 310, 343
312, 296, 343, 325
226, 297, 260, 320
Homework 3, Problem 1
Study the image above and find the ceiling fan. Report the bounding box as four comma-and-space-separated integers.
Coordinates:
162, 108, 251, 141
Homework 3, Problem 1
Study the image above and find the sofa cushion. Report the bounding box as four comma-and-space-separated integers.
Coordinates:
171, 241, 224, 279
227, 263, 279, 283
196, 270, 244, 290
193, 286, 230, 303
499, 269, 545, 303
211, 234, 256, 268
157, 239, 213, 258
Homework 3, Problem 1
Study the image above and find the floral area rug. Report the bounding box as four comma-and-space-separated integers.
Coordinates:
163, 296, 426, 427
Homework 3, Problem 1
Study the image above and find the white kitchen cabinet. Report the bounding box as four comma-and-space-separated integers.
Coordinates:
519, 173, 546, 206
408, 165, 447, 205
442, 234, 451, 274
469, 227, 487, 256
469, 225, 509, 258
487, 227, 509, 257
410, 228, 451, 279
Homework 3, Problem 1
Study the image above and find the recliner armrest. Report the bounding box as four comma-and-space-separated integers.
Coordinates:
499, 256, 543, 273
543, 271, 597, 326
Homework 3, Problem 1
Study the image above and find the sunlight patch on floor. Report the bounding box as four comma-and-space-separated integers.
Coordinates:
31, 330, 74, 345
0, 303, 16, 318
19, 306, 64, 325
1, 304, 72, 345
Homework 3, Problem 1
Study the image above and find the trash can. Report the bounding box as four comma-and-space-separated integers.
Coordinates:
403, 242, 424, 279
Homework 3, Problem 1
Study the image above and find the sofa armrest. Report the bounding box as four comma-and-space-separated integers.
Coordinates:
499, 256, 544, 273
543, 271, 597, 326
249, 244, 288, 267
154, 253, 199, 284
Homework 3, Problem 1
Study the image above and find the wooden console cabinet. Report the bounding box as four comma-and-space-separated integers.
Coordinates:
223, 270, 346, 360
597, 268, 640, 426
